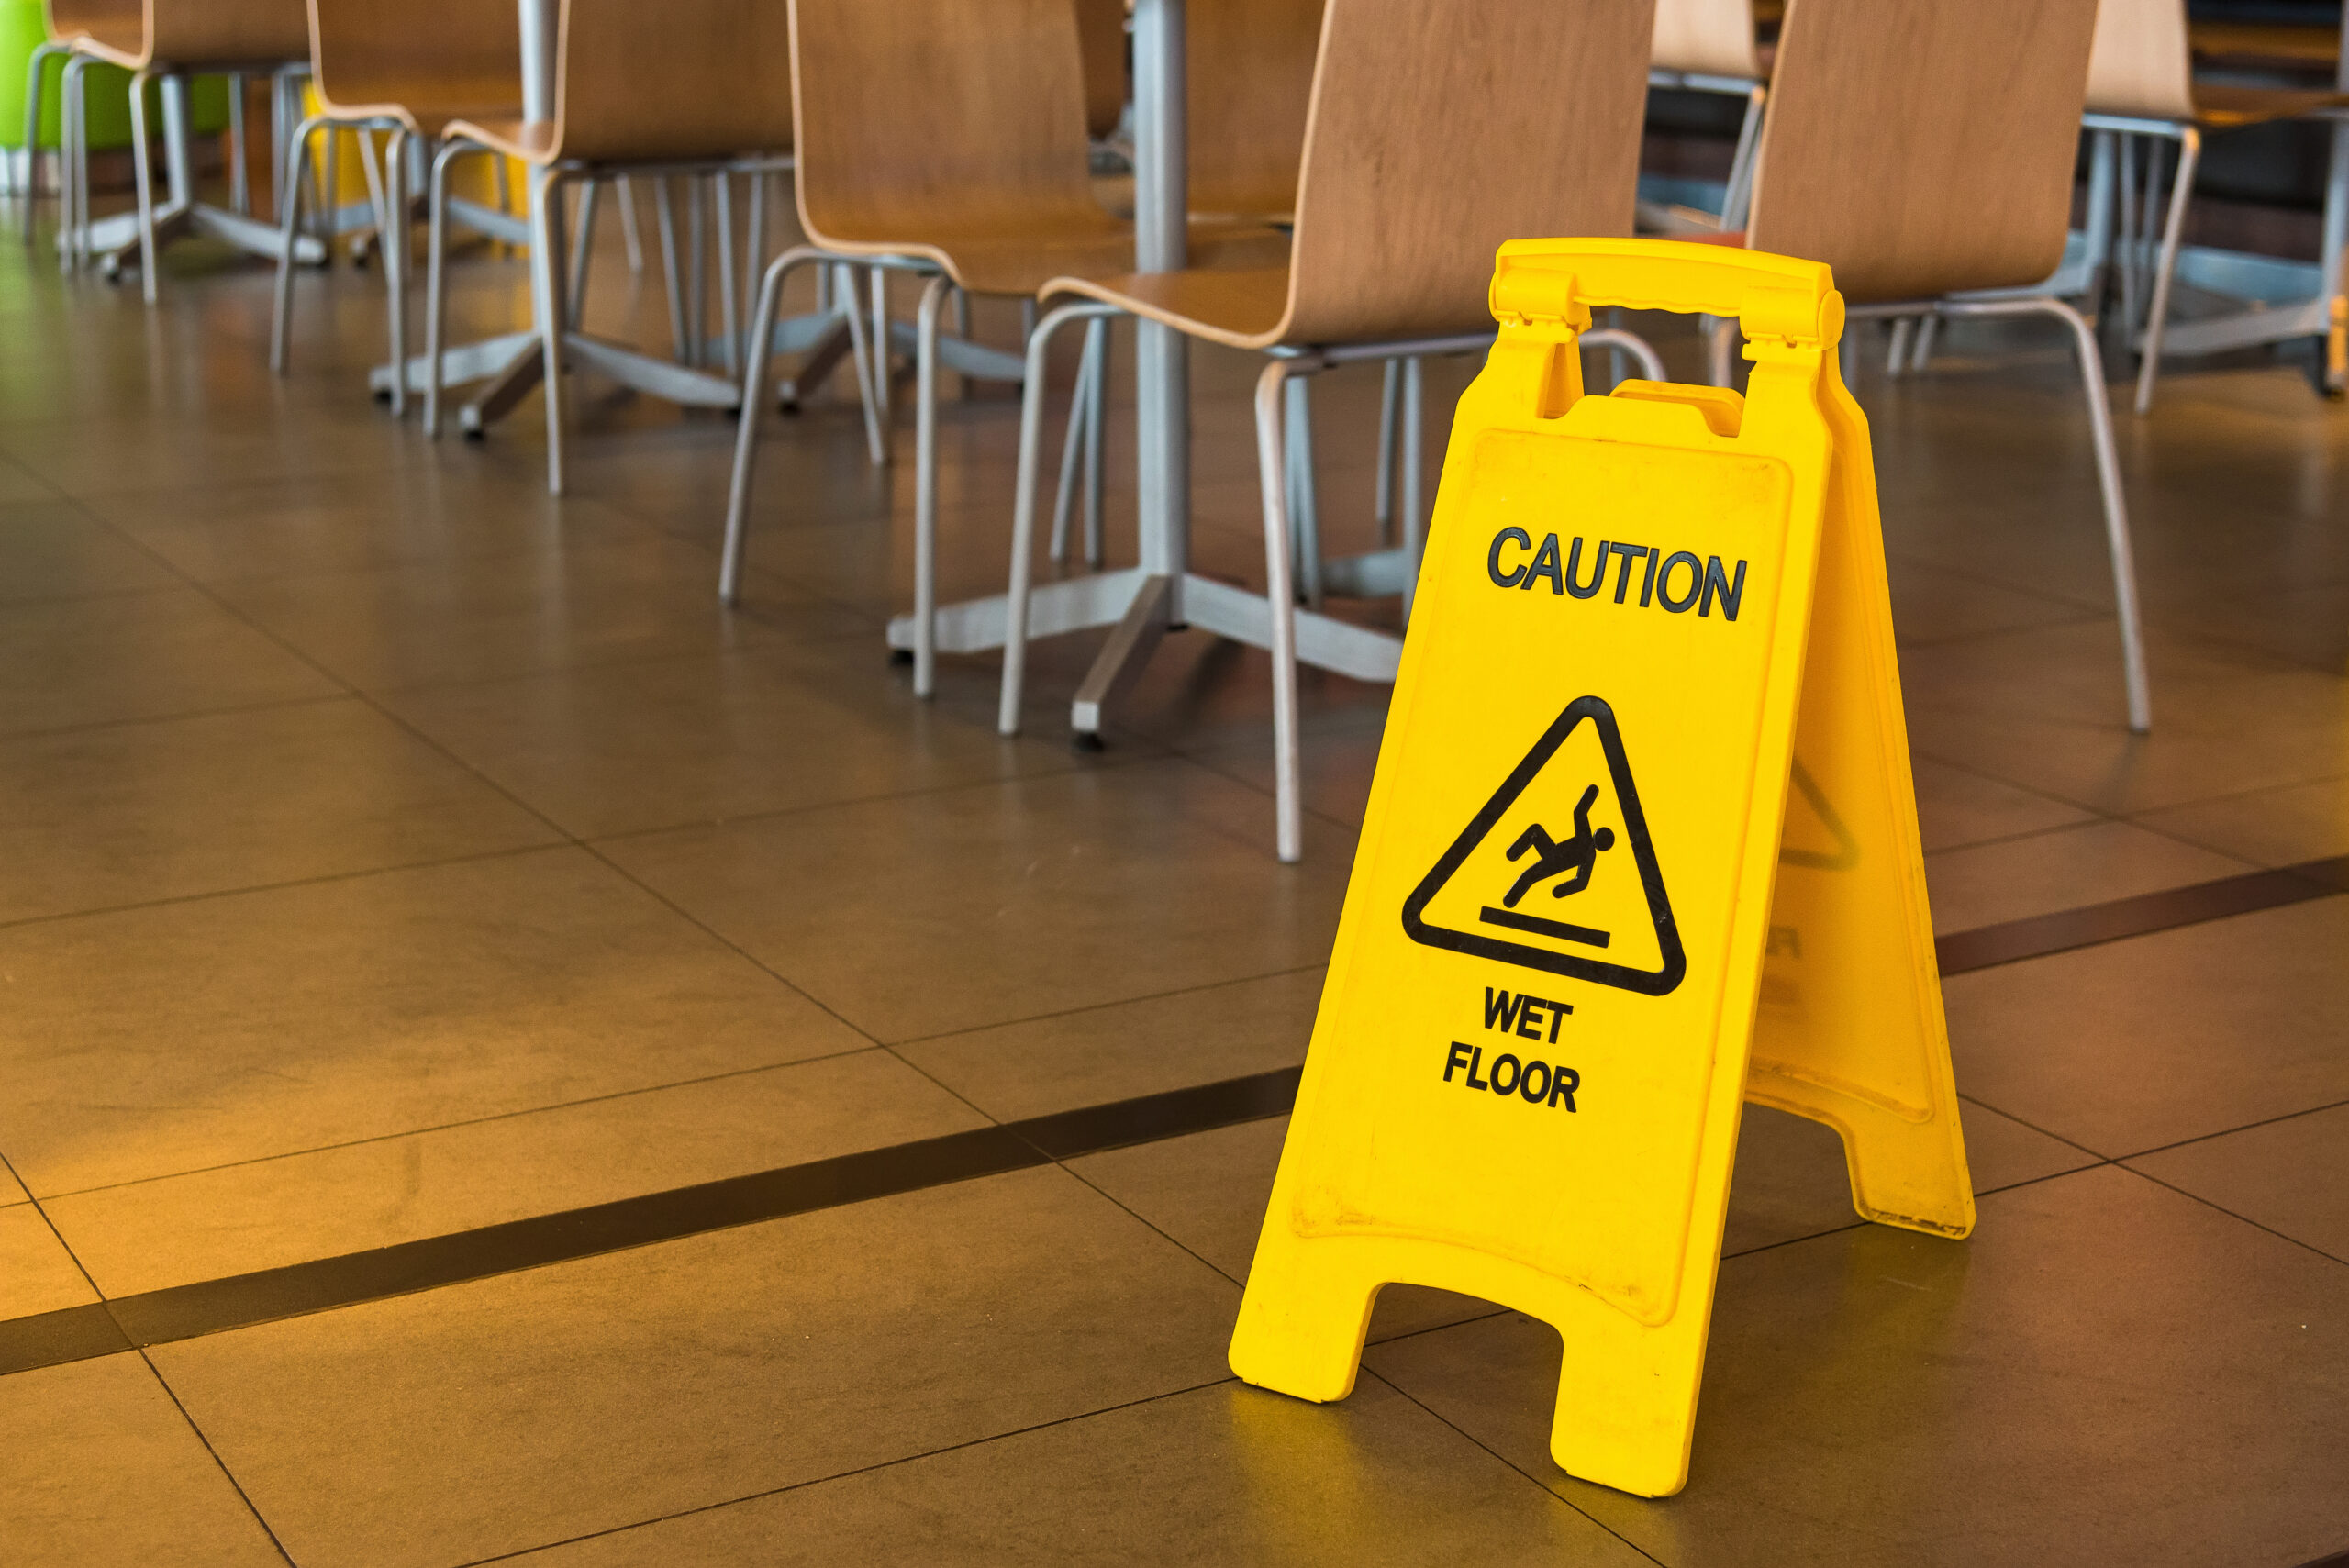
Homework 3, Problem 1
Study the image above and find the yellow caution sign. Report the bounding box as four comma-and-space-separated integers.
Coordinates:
1229, 239, 1973, 1498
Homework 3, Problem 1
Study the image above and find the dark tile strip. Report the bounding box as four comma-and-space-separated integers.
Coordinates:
0, 1302, 133, 1376
1935, 854, 2349, 975
1, 854, 2341, 1379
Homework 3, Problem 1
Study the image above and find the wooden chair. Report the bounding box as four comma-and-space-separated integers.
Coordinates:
1004, 0, 1657, 862
1649, 0, 1766, 228
718, 0, 1286, 697
1715, 0, 2150, 733
50, 0, 314, 301
1074, 0, 1127, 145
269, 0, 523, 415
2084, 0, 2349, 411
440, 0, 799, 494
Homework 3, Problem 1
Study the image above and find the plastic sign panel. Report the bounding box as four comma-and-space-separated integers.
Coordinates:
1229, 239, 1974, 1498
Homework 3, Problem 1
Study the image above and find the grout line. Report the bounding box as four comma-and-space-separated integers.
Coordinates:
2114, 1165, 2349, 1271
2107, 1095, 2349, 1165
135, 1349, 300, 1567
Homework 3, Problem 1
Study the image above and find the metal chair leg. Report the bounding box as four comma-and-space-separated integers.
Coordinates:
1910, 313, 1939, 373
841, 263, 886, 467
1401, 355, 1425, 619
913, 273, 950, 697
1082, 314, 1108, 569
2133, 126, 2199, 416
126, 70, 160, 302
1254, 357, 1307, 864
381, 129, 409, 416
871, 267, 892, 417
715, 172, 740, 377
22, 40, 66, 217
685, 176, 707, 368
61, 56, 89, 272
565, 174, 597, 323
1285, 373, 1324, 609
1000, 303, 1122, 735
527, 165, 568, 495
1049, 319, 1097, 563
1374, 358, 1401, 545
722, 246, 823, 601
1722, 83, 1766, 229
424, 139, 468, 437
615, 172, 643, 272
654, 176, 687, 362
226, 72, 248, 216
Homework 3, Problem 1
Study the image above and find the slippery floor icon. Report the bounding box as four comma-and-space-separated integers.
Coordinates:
1402, 695, 1687, 995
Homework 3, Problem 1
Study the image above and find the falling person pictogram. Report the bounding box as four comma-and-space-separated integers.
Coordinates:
1502, 784, 1618, 906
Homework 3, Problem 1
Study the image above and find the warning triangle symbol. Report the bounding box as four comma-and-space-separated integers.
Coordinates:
1778, 758, 1860, 872
1401, 695, 1687, 996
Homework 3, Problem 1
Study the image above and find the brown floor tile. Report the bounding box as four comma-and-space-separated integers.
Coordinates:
2132, 772, 2349, 868
1885, 557, 2099, 648
2125, 1102, 2349, 1264
1920, 818, 2253, 934
896, 967, 1323, 1119
0, 698, 558, 925
0, 848, 863, 1196
0, 1354, 286, 1568
88, 467, 657, 586
210, 530, 870, 695
0, 401, 414, 501
1907, 755, 2097, 855
603, 761, 1352, 1042
0, 497, 177, 603
150, 1166, 1241, 1568
45, 1047, 982, 1297
1944, 897, 2349, 1155
503, 1377, 1650, 1568
0, 1203, 96, 1318
381, 639, 1077, 840
1904, 622, 2349, 816
0, 587, 340, 738
0, 452, 63, 505
1366, 1167, 2349, 1566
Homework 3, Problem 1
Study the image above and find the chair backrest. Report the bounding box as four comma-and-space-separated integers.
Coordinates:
44, 0, 141, 50
1280, 0, 1653, 345
1652, 0, 1760, 82
790, 0, 1107, 247
1743, 0, 2098, 304
147, 0, 312, 68
1074, 0, 1127, 140
552, 0, 793, 163
306, 0, 519, 117
2084, 0, 2194, 122
1188, 0, 1322, 220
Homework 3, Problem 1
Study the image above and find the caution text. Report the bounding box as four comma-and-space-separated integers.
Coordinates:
1486, 528, 1747, 621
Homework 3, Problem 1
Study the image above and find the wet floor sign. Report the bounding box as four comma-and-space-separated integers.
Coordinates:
1229, 240, 1974, 1498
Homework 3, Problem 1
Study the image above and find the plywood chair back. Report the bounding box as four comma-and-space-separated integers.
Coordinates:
143, 0, 312, 68
2085, 0, 2195, 122
1744, 0, 2097, 304
548, 0, 792, 164
306, 0, 520, 125
44, 0, 140, 50
1188, 0, 1322, 220
1074, 0, 1126, 141
1275, 0, 1652, 345
789, 0, 1108, 249
1653, 0, 1760, 81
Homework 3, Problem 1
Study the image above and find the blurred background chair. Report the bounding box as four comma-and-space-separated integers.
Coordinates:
439, 0, 799, 493
52, 0, 316, 300
1008, 0, 1660, 861
1646, 0, 1767, 232
2082, 0, 2349, 412
721, 0, 1286, 698
270, 0, 524, 415
1713, 0, 2150, 734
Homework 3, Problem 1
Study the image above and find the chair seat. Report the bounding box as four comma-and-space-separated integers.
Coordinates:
325, 95, 525, 139
441, 117, 560, 164
1041, 266, 1293, 350
2192, 83, 2349, 130
827, 217, 1288, 300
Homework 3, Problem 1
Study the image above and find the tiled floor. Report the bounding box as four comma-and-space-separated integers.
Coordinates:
1, 181, 2344, 1568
